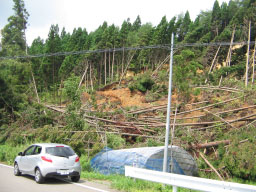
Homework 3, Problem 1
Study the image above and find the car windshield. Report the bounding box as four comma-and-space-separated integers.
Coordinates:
46, 147, 75, 157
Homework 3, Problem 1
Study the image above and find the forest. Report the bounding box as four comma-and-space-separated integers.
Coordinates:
0, 0, 256, 186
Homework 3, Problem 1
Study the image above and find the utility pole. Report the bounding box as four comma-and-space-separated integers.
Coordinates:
163, 33, 174, 173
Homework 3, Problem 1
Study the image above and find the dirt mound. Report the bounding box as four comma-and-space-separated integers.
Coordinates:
97, 88, 149, 108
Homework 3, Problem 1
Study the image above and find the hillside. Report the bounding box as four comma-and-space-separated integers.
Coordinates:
0, 0, 256, 183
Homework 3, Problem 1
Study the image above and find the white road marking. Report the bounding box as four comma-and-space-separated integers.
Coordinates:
0, 163, 110, 192
65, 180, 110, 192
0, 163, 13, 169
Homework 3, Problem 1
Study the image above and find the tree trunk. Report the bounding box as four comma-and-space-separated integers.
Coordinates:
90, 62, 94, 91
77, 61, 89, 92
118, 51, 136, 86
205, 45, 221, 83
121, 47, 125, 74
104, 51, 107, 85
226, 27, 235, 67
31, 71, 40, 104
59, 79, 63, 106
252, 38, 256, 83
245, 20, 251, 87
99, 59, 102, 86
111, 48, 115, 82
53, 59, 55, 103
108, 51, 111, 82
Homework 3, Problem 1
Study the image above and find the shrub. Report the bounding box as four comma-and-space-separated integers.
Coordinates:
107, 134, 125, 149
129, 73, 155, 93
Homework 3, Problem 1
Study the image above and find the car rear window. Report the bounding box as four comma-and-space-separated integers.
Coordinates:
46, 147, 75, 157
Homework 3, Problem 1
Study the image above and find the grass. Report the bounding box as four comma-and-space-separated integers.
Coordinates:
0, 144, 27, 165
1, 143, 255, 192
0, 143, 198, 191
81, 171, 201, 192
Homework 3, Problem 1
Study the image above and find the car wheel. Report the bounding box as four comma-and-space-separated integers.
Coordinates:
71, 175, 80, 182
14, 163, 21, 176
35, 168, 45, 184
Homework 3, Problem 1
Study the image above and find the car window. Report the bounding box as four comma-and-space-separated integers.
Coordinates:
33, 146, 42, 155
24, 146, 36, 156
46, 147, 75, 157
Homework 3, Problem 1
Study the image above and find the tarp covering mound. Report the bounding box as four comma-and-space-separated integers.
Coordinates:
90, 146, 198, 176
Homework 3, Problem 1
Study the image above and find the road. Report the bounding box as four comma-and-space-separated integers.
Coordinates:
0, 164, 119, 192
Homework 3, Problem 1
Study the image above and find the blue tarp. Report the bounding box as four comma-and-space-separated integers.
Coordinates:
90, 146, 197, 176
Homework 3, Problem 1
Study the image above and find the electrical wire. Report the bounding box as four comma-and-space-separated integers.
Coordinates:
0, 41, 255, 60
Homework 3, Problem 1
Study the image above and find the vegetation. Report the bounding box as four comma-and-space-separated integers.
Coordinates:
1, 0, 256, 191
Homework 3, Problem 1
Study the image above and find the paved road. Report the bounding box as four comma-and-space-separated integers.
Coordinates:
0, 164, 118, 192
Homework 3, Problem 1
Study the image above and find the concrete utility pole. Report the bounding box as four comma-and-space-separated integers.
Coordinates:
163, 33, 174, 173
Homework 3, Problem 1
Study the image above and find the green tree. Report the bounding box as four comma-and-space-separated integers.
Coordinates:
211, 0, 221, 37
173, 50, 203, 102
132, 15, 142, 31
1, 0, 29, 55
177, 11, 191, 42
29, 37, 45, 91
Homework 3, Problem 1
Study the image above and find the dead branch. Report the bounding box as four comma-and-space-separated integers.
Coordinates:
175, 96, 243, 116
193, 86, 242, 93
199, 152, 224, 181
203, 109, 236, 129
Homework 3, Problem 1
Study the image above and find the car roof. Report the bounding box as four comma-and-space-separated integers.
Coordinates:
33, 143, 70, 148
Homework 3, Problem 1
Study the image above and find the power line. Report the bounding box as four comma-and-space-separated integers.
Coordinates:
0, 45, 169, 60
0, 41, 255, 60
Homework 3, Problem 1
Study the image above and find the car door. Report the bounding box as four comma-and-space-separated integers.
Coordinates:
20, 145, 36, 173
28, 145, 42, 174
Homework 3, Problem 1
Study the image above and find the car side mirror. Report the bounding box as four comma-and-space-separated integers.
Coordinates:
18, 152, 23, 156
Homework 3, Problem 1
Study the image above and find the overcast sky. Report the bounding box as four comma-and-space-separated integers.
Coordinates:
0, 0, 229, 46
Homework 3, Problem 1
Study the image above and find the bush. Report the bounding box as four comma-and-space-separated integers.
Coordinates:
221, 126, 256, 180
107, 134, 125, 149
129, 73, 155, 93
80, 155, 92, 172
0, 144, 27, 165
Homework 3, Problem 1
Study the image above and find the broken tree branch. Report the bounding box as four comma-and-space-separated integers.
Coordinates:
199, 152, 224, 181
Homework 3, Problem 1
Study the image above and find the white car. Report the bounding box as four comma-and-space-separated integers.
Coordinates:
14, 143, 81, 183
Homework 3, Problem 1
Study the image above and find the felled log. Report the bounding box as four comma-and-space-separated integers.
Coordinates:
187, 140, 231, 150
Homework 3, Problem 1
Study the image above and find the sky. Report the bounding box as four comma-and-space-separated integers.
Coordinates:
0, 0, 229, 46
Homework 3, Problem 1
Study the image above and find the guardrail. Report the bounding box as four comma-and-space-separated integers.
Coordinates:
125, 166, 256, 192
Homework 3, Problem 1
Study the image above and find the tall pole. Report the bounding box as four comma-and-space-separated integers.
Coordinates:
163, 33, 174, 172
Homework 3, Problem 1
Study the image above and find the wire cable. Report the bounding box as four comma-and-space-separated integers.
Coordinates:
0, 41, 254, 60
